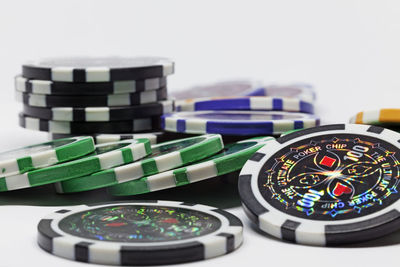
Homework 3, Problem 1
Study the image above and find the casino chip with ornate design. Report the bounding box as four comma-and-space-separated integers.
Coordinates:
37, 200, 243, 265
239, 124, 400, 246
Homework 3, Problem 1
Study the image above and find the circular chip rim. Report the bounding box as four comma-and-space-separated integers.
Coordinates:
22, 100, 174, 121
15, 75, 167, 95
49, 133, 165, 145
19, 113, 162, 134
0, 136, 94, 177
169, 80, 264, 100
37, 200, 243, 265
108, 136, 275, 196
55, 134, 224, 193
22, 56, 175, 82
48, 132, 191, 145
161, 110, 320, 136
244, 83, 316, 101
15, 87, 167, 107
0, 138, 151, 192
175, 96, 314, 114
238, 123, 400, 246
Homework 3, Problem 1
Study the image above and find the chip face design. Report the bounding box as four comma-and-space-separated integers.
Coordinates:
59, 204, 222, 243
259, 133, 400, 221
37, 201, 243, 265
239, 124, 400, 245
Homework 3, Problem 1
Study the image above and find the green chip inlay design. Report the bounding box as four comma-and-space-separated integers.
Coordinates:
144, 141, 152, 155
174, 168, 189, 186
0, 178, 7, 191
130, 178, 150, 195
17, 157, 33, 174
121, 148, 133, 164
55, 137, 95, 162
141, 158, 159, 176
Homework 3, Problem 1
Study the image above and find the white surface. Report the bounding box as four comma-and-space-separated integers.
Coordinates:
1, 0, 400, 266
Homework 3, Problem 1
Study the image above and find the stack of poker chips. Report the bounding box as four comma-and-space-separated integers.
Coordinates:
165, 81, 320, 138
15, 57, 175, 137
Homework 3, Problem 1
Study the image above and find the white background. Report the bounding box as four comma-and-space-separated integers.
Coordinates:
1, 0, 400, 266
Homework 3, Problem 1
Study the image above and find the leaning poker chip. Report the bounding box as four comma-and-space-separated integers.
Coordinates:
238, 124, 400, 246
162, 111, 320, 136
245, 83, 316, 101
55, 134, 224, 193
0, 139, 151, 192
15, 87, 167, 108
37, 200, 243, 265
19, 113, 161, 134
22, 100, 174, 122
0, 136, 94, 177
175, 96, 314, 114
170, 80, 264, 99
22, 57, 174, 82
15, 76, 167, 96
349, 109, 400, 125
49, 133, 161, 145
49, 132, 190, 145
108, 136, 275, 196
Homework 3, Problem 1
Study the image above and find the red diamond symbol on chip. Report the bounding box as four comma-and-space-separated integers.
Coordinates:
320, 156, 336, 167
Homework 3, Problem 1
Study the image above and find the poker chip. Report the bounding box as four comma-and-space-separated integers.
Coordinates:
37, 200, 243, 265
55, 134, 224, 193
162, 111, 320, 136
170, 80, 264, 99
0, 136, 94, 177
244, 83, 316, 101
22, 100, 173, 121
0, 139, 151, 192
169, 80, 316, 101
19, 113, 161, 134
238, 124, 400, 246
175, 96, 314, 113
349, 109, 400, 125
22, 56, 174, 82
15, 75, 167, 95
16, 87, 167, 107
108, 136, 275, 196
49, 132, 189, 145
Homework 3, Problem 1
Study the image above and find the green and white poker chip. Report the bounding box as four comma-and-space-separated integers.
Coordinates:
0, 138, 151, 192
0, 136, 95, 177
55, 134, 224, 193
108, 136, 275, 196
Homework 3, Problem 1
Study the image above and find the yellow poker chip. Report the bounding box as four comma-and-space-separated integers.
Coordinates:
350, 109, 400, 125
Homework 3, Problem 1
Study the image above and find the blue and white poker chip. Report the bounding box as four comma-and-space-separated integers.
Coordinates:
244, 83, 316, 101
162, 111, 320, 136
175, 96, 314, 113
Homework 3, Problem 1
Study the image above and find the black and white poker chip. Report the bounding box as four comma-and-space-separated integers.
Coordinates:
15, 75, 167, 95
37, 200, 243, 265
22, 100, 174, 121
238, 124, 400, 246
16, 87, 167, 107
22, 57, 174, 82
19, 113, 161, 134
